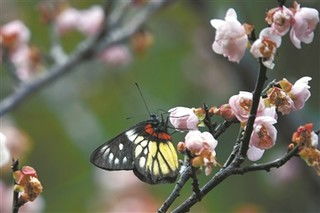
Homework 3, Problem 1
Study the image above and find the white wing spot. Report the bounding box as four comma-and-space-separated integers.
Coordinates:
103, 148, 110, 159
135, 145, 143, 157
134, 136, 145, 144
144, 148, 148, 155
109, 153, 114, 163
140, 140, 148, 147
123, 157, 127, 164
119, 143, 123, 150
139, 157, 146, 168
126, 130, 137, 142
114, 158, 119, 165
100, 146, 107, 153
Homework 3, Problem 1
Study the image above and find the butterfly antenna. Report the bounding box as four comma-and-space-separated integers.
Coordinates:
135, 82, 152, 117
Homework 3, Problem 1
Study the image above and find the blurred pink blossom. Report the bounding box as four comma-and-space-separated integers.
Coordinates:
0, 133, 10, 167
250, 27, 281, 69
55, 6, 104, 36
266, 6, 293, 36
289, 76, 311, 110
250, 116, 277, 150
247, 145, 265, 161
168, 107, 199, 131
185, 130, 217, 155
99, 45, 132, 67
54, 8, 80, 35
0, 20, 30, 49
290, 3, 319, 49
228, 91, 265, 123
210, 8, 248, 63
77, 6, 104, 36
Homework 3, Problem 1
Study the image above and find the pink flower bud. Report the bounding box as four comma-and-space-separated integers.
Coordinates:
168, 107, 199, 130
99, 45, 132, 67
210, 8, 248, 63
290, 3, 319, 49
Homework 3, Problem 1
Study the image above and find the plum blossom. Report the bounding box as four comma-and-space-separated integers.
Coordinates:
99, 45, 132, 67
0, 132, 10, 167
54, 8, 80, 35
183, 130, 219, 175
290, 2, 319, 49
247, 145, 265, 161
266, 87, 295, 115
266, 6, 293, 36
54, 6, 104, 36
169, 107, 199, 130
250, 27, 281, 69
210, 8, 248, 63
289, 76, 311, 110
250, 116, 277, 150
77, 6, 104, 36
229, 91, 265, 123
0, 20, 30, 49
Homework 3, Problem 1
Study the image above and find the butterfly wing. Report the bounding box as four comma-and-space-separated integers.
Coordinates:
90, 129, 138, 170
131, 130, 179, 184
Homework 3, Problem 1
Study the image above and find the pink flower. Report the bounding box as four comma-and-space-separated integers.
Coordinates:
0, 20, 30, 49
229, 91, 265, 123
168, 107, 199, 130
250, 27, 281, 69
77, 6, 104, 36
0, 132, 10, 167
54, 8, 80, 35
289, 76, 311, 110
290, 3, 319, 49
185, 130, 217, 155
99, 45, 132, 67
210, 8, 248, 63
250, 116, 277, 150
266, 6, 294, 36
247, 145, 265, 161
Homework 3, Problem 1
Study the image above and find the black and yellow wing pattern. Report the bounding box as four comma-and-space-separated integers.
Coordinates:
90, 118, 179, 184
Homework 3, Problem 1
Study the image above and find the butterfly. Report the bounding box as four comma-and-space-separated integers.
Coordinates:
90, 114, 179, 184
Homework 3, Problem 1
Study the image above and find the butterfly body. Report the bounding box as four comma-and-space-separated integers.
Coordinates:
90, 115, 179, 184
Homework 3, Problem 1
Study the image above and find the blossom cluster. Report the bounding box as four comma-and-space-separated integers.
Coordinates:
169, 107, 219, 175
0, 21, 42, 81
210, 1, 319, 69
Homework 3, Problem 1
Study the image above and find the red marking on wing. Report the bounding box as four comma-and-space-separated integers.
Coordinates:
145, 124, 171, 140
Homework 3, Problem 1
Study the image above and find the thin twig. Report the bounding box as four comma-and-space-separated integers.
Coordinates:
190, 166, 201, 201
213, 119, 235, 138
203, 103, 216, 134
222, 128, 244, 168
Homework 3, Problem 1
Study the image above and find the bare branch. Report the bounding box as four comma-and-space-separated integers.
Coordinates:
0, 0, 174, 117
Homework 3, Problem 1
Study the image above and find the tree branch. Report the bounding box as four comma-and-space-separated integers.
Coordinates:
0, 0, 174, 117
236, 58, 268, 163
12, 159, 20, 213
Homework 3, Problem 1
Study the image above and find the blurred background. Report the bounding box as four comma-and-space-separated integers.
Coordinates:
1, 0, 319, 212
